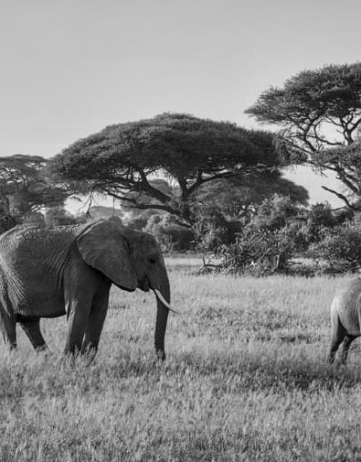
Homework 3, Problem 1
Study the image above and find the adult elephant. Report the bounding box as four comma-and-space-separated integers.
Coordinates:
0, 216, 176, 359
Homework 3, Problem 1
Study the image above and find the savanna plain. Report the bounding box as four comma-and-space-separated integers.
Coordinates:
1, 255, 361, 462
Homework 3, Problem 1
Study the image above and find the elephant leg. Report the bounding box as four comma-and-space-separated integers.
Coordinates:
0, 308, 17, 349
64, 298, 93, 355
81, 291, 110, 355
327, 319, 346, 364
339, 335, 357, 364
19, 319, 47, 351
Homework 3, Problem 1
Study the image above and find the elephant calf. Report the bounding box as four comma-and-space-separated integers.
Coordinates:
328, 277, 361, 364
0, 216, 176, 360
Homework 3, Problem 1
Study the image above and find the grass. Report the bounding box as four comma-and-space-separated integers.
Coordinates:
1, 258, 361, 461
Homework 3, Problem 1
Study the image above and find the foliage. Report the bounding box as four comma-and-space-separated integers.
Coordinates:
250, 194, 301, 231
0, 155, 68, 215
298, 203, 338, 245
217, 225, 295, 276
124, 209, 194, 251
309, 221, 361, 272
49, 113, 283, 225
205, 197, 356, 275
126, 209, 161, 231
140, 213, 194, 251
195, 172, 309, 221
192, 209, 241, 252
0, 155, 69, 231
194, 195, 305, 260
213, 198, 361, 275
246, 62, 361, 208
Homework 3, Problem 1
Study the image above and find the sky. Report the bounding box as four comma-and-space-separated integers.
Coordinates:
1, 0, 360, 208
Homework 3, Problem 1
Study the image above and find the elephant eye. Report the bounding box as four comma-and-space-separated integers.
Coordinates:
149, 257, 156, 264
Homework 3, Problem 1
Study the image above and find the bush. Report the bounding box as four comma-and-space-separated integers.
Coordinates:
217, 226, 295, 276
298, 203, 338, 245
126, 210, 157, 231
251, 194, 301, 231
144, 214, 194, 251
193, 209, 242, 252
309, 223, 361, 272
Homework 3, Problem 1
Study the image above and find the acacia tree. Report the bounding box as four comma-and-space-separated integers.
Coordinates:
0, 155, 68, 230
49, 113, 284, 227
246, 62, 361, 209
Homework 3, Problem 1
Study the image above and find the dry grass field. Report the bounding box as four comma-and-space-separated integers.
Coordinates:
1, 255, 361, 461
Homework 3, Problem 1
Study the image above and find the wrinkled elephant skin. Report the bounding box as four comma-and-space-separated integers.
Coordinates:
0, 217, 173, 359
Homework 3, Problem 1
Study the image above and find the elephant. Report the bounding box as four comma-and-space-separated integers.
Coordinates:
0, 216, 176, 359
327, 277, 361, 364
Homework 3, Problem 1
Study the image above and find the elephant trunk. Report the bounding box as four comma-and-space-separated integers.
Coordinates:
154, 270, 171, 360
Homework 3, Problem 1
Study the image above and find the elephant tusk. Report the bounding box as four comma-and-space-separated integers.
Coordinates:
154, 289, 180, 315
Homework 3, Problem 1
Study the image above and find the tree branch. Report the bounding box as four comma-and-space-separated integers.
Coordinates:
131, 164, 172, 204
333, 167, 360, 195
185, 169, 204, 196
321, 185, 358, 210
103, 189, 180, 216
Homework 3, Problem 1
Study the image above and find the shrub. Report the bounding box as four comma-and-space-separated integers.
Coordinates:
217, 225, 295, 276
251, 194, 301, 231
144, 214, 194, 251
309, 223, 361, 272
193, 209, 242, 252
126, 210, 157, 231
298, 203, 338, 245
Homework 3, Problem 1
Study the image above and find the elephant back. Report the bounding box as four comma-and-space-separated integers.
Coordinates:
0, 223, 91, 287
0, 224, 83, 257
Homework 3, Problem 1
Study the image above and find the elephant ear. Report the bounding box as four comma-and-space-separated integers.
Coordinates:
76, 220, 138, 291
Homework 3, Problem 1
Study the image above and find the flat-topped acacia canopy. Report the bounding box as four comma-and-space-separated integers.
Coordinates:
49, 113, 281, 223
